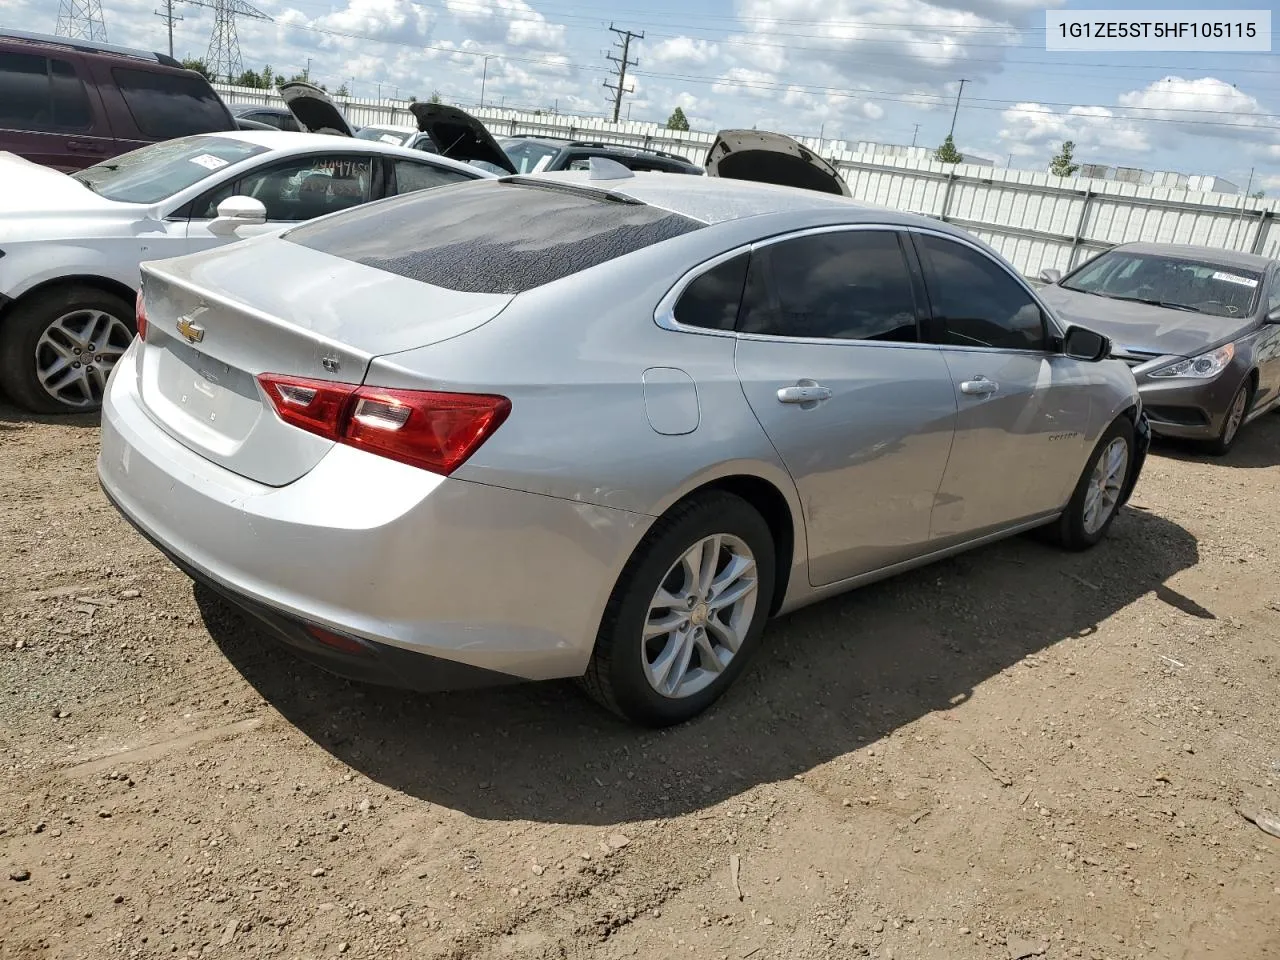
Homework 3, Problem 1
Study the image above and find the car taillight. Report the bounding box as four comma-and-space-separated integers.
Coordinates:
257, 374, 511, 476
135, 290, 148, 341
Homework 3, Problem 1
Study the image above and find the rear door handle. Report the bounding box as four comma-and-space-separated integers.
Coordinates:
777, 381, 833, 404
959, 376, 999, 396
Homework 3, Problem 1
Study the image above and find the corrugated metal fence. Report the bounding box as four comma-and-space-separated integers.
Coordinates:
215, 83, 1280, 276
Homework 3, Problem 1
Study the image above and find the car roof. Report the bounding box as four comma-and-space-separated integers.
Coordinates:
190, 130, 493, 177
1110, 242, 1275, 272
519, 169, 947, 231
229, 103, 290, 114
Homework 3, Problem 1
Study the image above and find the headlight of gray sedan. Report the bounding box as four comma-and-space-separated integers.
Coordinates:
1148, 343, 1235, 379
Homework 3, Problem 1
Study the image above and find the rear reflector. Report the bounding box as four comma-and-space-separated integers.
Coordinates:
257, 373, 511, 476
304, 624, 373, 657
135, 290, 148, 341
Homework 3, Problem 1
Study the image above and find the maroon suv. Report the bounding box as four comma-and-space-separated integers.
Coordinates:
0, 28, 236, 171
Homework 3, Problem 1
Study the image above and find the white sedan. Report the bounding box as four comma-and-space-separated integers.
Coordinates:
0, 130, 491, 414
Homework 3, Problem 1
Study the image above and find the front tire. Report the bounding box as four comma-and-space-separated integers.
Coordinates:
1203, 377, 1252, 457
0, 285, 135, 414
1051, 416, 1135, 551
580, 491, 776, 727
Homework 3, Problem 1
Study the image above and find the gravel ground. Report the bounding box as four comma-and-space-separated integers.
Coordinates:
1, 401, 1277, 960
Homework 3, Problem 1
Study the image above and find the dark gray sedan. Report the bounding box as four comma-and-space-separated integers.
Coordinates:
1037, 243, 1280, 455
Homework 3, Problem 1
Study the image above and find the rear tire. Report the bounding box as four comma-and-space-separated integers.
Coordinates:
580, 491, 776, 727
1049, 416, 1135, 551
0, 285, 135, 415
1203, 377, 1252, 457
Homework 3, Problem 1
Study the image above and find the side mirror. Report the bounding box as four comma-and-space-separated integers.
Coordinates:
1039, 267, 1062, 285
1266, 306, 1280, 324
1062, 325, 1110, 362
208, 196, 267, 236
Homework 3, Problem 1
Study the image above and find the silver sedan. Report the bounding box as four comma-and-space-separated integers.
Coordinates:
98, 162, 1150, 726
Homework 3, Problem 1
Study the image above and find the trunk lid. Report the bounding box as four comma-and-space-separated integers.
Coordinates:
705, 129, 850, 197
407, 102, 517, 174
278, 81, 357, 137
135, 235, 514, 486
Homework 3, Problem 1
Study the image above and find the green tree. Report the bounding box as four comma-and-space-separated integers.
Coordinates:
428, 90, 443, 104
1251, 189, 1266, 199
181, 57, 212, 80
666, 106, 689, 131
1049, 140, 1080, 177
335, 83, 349, 97
934, 134, 962, 164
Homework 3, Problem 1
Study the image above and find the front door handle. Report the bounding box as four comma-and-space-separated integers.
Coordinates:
777, 381, 833, 404
67, 140, 106, 153
959, 376, 999, 396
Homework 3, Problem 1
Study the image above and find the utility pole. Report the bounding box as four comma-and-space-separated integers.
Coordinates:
154, 0, 181, 57
1231, 167, 1256, 250
947, 79, 969, 139
305, 57, 311, 81
479, 54, 496, 108
603, 23, 643, 123
911, 123, 920, 147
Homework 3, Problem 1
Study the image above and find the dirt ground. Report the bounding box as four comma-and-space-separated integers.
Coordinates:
1, 402, 1277, 960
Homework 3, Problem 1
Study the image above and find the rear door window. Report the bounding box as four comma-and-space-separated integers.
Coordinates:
285, 179, 705, 294
739, 230, 920, 342
0, 53, 93, 131
672, 254, 750, 331
112, 67, 230, 138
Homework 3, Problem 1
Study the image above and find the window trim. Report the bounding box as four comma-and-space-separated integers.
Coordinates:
904, 225, 1066, 356
654, 223, 942, 350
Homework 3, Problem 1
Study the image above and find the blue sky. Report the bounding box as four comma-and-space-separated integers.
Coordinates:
10, 0, 1279, 190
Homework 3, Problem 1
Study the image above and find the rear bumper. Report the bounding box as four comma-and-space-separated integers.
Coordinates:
97, 341, 649, 687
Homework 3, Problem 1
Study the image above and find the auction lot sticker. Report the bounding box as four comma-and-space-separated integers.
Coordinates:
1046, 10, 1271, 51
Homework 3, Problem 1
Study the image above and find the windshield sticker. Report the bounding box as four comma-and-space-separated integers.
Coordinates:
379, 134, 402, 145
1212, 271, 1258, 288
189, 153, 229, 170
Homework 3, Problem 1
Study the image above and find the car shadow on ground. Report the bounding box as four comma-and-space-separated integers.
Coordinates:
197, 506, 1198, 827
0, 401, 100, 431
1151, 407, 1280, 469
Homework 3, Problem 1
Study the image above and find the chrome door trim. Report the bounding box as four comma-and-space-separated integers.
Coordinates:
653, 223, 938, 349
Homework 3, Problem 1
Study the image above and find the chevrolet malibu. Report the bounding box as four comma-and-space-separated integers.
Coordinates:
99, 164, 1150, 726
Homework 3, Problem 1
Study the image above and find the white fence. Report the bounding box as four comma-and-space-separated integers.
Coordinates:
214, 83, 1280, 277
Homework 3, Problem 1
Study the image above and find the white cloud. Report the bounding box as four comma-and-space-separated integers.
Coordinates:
648, 37, 722, 67
998, 101, 1151, 160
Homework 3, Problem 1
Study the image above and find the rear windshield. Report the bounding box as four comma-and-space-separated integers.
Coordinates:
283, 180, 705, 294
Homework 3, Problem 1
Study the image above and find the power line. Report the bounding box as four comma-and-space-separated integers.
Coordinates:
603, 23, 643, 123
215, 18, 1280, 133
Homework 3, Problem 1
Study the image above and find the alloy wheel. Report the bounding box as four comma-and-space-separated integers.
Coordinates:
1082, 436, 1129, 536
35, 308, 133, 409
1222, 385, 1249, 446
641, 533, 759, 699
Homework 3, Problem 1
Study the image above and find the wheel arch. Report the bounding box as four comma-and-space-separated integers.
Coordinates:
657, 471, 801, 617
0, 274, 138, 328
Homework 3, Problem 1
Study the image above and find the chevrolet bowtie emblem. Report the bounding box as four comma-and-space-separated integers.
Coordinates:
176, 317, 205, 344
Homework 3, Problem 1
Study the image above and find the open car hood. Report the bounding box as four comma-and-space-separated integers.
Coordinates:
278, 81, 356, 137
407, 102, 516, 174
705, 129, 849, 197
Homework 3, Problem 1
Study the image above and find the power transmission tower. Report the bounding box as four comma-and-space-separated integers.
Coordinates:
55, 0, 108, 42
182, 0, 272, 83
603, 23, 642, 123
155, 0, 183, 58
